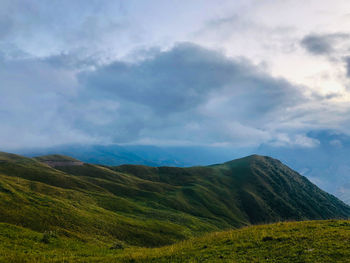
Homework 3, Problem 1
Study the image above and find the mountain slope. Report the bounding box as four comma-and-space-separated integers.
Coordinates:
215, 155, 350, 222
116, 220, 350, 263
16, 140, 350, 206
1, 220, 350, 262
0, 152, 349, 249
113, 154, 350, 223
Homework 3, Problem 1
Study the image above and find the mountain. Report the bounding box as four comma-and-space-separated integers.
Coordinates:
17, 144, 250, 167
15, 131, 350, 206
0, 151, 348, 249
1, 151, 350, 261
112, 154, 350, 224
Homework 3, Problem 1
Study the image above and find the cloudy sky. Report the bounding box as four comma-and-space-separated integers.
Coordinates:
2, 0, 350, 150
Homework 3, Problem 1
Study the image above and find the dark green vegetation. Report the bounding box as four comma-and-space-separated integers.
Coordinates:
0, 151, 349, 262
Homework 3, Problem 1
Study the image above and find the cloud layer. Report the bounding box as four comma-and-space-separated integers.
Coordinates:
0, 43, 328, 149
2, 0, 350, 150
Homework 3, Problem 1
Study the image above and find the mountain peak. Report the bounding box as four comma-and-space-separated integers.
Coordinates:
221, 154, 279, 167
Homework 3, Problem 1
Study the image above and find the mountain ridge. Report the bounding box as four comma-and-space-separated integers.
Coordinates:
0, 151, 349, 248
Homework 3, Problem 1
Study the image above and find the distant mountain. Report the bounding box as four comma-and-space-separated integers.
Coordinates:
14, 131, 350, 206
17, 144, 251, 167
0, 151, 348, 249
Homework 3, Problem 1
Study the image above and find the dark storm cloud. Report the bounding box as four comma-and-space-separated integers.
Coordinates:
301, 33, 349, 56
0, 42, 311, 149
301, 33, 350, 80
301, 34, 334, 55
79, 43, 301, 117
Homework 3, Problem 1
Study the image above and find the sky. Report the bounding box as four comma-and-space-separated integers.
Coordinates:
2, 0, 350, 151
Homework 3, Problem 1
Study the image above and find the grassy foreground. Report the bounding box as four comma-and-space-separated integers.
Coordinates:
1, 220, 350, 262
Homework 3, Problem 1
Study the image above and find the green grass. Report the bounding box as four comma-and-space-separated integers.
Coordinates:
0, 152, 350, 262
117, 219, 350, 263
1, 220, 350, 262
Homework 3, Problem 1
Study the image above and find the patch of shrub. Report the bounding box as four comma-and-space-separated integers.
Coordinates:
41, 231, 57, 244
110, 241, 124, 250
262, 236, 274, 242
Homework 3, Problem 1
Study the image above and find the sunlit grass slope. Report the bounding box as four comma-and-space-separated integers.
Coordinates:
0, 153, 215, 247
1, 220, 350, 262
118, 219, 350, 263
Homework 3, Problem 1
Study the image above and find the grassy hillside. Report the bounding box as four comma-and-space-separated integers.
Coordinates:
0, 151, 350, 262
113, 155, 350, 223
119, 219, 350, 263
0, 152, 349, 248
1, 220, 350, 262
0, 153, 216, 247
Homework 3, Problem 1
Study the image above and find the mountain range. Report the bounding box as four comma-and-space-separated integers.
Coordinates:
16, 134, 350, 205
